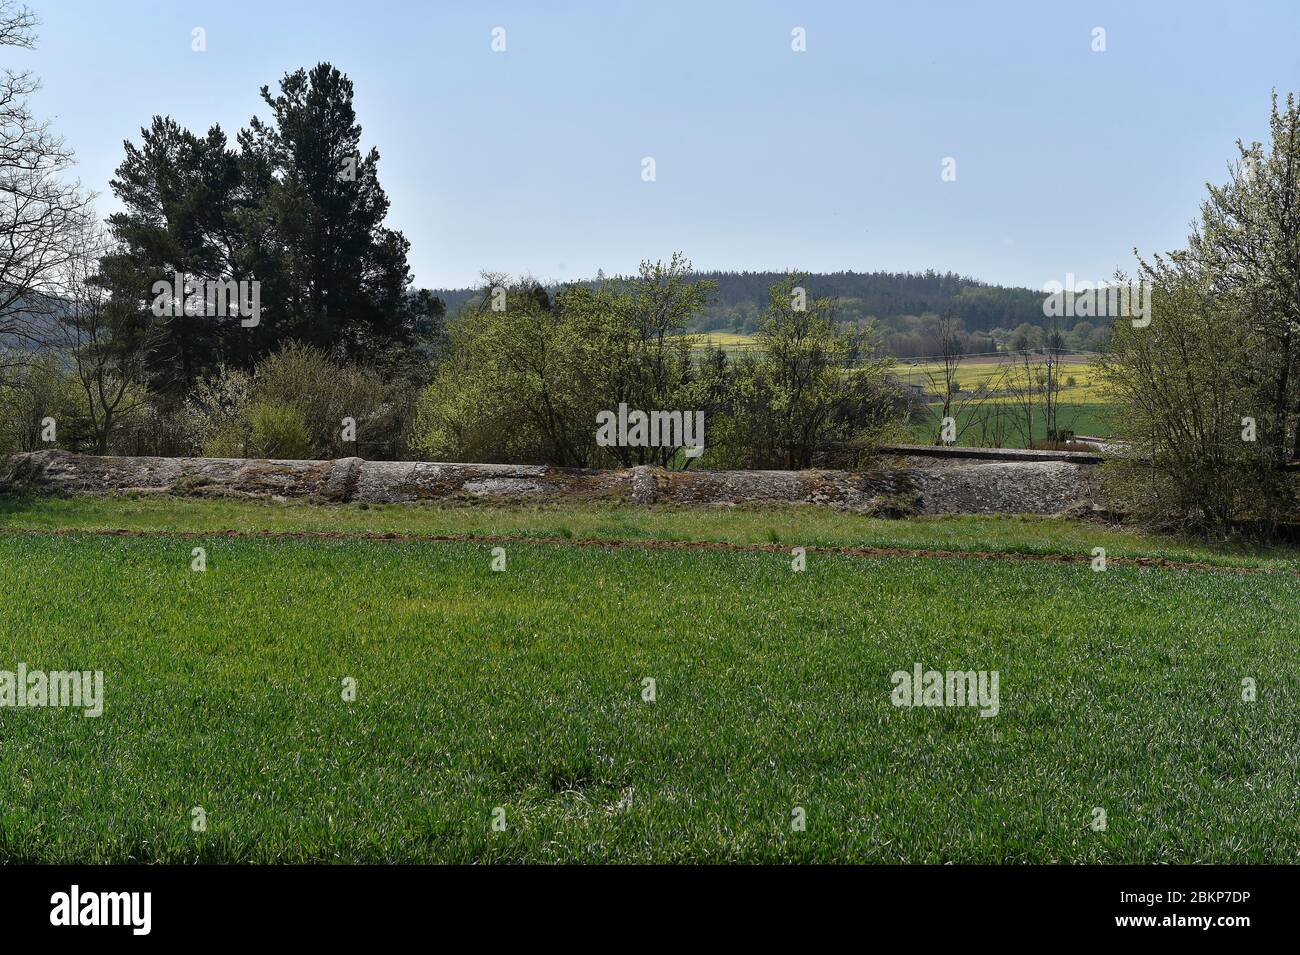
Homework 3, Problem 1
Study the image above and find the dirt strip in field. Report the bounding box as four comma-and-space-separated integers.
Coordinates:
0, 525, 1292, 577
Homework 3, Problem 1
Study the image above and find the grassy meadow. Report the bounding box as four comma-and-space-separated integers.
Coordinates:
1, 495, 1296, 863
906, 402, 1115, 447
4, 494, 1297, 569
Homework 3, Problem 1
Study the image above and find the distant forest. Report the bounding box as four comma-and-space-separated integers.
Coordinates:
432, 270, 1112, 359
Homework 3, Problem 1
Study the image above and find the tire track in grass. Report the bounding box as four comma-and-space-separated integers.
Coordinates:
0, 525, 1292, 577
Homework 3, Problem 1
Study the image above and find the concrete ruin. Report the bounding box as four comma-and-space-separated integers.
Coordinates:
0, 446, 1107, 517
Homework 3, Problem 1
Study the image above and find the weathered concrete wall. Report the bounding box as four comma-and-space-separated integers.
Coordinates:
876, 443, 1104, 464
0, 449, 1105, 516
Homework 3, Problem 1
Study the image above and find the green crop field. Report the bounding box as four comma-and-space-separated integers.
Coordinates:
907, 402, 1115, 446
1, 496, 1296, 863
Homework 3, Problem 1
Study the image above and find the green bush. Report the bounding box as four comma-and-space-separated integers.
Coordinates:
183, 343, 410, 460
0, 355, 95, 454
245, 401, 313, 459
411, 261, 906, 470
253, 343, 411, 459
1098, 93, 1300, 531
731, 276, 905, 469
413, 258, 713, 468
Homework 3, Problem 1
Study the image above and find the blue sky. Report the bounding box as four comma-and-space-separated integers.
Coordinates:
19, 0, 1300, 290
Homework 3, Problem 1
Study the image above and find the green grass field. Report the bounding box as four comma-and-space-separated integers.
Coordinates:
5, 494, 1296, 568
2, 495, 1296, 863
907, 402, 1115, 447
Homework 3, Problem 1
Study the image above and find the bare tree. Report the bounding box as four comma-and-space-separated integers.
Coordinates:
1040, 315, 1068, 441
922, 312, 998, 445
969, 362, 1015, 448
0, 2, 91, 372
1008, 346, 1039, 447
50, 220, 151, 453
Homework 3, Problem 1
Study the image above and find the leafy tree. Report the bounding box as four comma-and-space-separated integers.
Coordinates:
104, 117, 249, 395
0, 352, 89, 452
241, 64, 414, 360
590, 253, 715, 467
103, 62, 422, 397
413, 258, 721, 469
1100, 92, 1300, 529
735, 275, 902, 469
1185, 91, 1300, 468
413, 275, 604, 466
1010, 323, 1039, 352
1099, 262, 1279, 529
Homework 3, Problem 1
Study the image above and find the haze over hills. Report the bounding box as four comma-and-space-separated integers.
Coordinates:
431, 269, 1111, 359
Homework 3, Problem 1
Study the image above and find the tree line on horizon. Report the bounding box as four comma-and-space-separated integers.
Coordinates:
432, 268, 1113, 359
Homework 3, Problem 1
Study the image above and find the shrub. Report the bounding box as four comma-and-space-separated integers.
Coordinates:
186, 367, 254, 457
731, 276, 905, 470
411, 266, 906, 471
1098, 264, 1292, 531
245, 401, 313, 459
0, 355, 95, 454
112, 399, 204, 457
182, 344, 410, 460
412, 259, 713, 468
252, 343, 410, 459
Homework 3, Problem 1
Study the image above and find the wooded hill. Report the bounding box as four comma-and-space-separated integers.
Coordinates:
431, 269, 1110, 359
435, 270, 1049, 331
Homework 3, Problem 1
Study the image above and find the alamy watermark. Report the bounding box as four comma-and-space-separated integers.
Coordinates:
891, 663, 999, 717
0, 664, 103, 717
151, 271, 261, 327
595, 403, 704, 457
50, 885, 150, 935
1042, 274, 1151, 327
